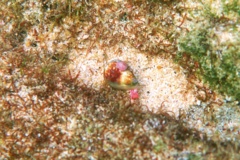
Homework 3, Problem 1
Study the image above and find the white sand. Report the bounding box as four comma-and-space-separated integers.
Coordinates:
68, 42, 197, 117
21, 0, 198, 118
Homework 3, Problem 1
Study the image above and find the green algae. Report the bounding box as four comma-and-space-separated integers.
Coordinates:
176, 1, 240, 101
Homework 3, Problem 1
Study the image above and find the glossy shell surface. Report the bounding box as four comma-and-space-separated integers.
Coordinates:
104, 59, 139, 90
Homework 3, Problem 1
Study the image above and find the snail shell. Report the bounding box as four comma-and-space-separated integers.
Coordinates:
104, 59, 139, 90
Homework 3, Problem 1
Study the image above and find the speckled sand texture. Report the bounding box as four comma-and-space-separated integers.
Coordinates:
68, 42, 197, 117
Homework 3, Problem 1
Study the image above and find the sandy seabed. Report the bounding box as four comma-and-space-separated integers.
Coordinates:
68, 42, 197, 117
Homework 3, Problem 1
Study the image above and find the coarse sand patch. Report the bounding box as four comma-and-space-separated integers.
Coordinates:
68, 42, 197, 117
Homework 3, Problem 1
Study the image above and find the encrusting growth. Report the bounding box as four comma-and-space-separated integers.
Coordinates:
104, 59, 139, 99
